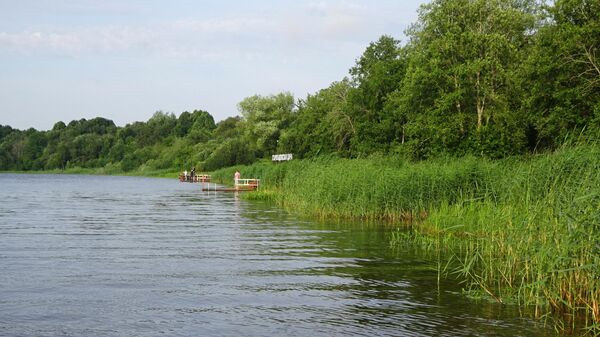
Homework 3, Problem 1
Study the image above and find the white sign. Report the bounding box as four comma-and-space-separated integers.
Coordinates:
272, 153, 293, 162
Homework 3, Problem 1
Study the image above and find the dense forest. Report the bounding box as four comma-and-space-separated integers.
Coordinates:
1, 0, 598, 172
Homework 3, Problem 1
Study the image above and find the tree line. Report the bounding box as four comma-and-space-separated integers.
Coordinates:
1, 0, 598, 172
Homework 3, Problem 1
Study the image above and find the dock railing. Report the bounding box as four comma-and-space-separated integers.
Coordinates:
235, 178, 260, 189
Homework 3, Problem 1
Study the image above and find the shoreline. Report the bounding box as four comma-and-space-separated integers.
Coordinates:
0, 168, 180, 179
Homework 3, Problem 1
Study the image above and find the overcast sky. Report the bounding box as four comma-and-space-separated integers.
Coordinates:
0, 0, 426, 130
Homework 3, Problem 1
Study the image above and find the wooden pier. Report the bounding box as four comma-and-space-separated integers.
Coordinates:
200, 178, 260, 192
200, 186, 257, 192
179, 174, 211, 183
235, 178, 260, 189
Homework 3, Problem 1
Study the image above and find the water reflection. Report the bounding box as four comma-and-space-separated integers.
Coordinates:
0, 174, 559, 336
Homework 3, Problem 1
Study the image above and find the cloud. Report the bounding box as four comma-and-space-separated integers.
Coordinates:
0, 20, 285, 59
0, 31, 81, 54
0, 1, 410, 60
8, 0, 146, 16
171, 17, 273, 35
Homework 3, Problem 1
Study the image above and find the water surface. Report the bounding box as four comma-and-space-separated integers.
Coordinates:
0, 174, 558, 336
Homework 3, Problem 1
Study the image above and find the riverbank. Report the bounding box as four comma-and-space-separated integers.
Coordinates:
0, 166, 180, 179
211, 143, 599, 333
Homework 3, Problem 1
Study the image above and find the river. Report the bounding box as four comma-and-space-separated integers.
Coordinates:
0, 174, 560, 336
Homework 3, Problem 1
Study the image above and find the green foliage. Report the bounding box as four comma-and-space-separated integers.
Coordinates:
174, 111, 193, 137
1, 107, 233, 172
280, 81, 350, 157
520, 0, 600, 149
213, 116, 242, 140
348, 35, 408, 155
391, 0, 537, 158
188, 109, 216, 143
201, 138, 256, 171
237, 92, 294, 157
0, 125, 14, 141
1, 0, 598, 177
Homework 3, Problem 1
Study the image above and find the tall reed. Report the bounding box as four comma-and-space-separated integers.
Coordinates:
423, 144, 600, 331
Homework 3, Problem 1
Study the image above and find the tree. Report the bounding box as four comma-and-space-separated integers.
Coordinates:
175, 111, 193, 137
70, 133, 103, 166
392, 0, 537, 157
0, 128, 18, 170
20, 129, 47, 170
238, 92, 295, 157
347, 35, 408, 156
280, 80, 351, 157
213, 116, 242, 140
188, 110, 216, 143
52, 121, 66, 132
0, 125, 14, 142
44, 142, 70, 169
85, 117, 116, 135
201, 138, 256, 171
146, 111, 177, 143
521, 0, 600, 149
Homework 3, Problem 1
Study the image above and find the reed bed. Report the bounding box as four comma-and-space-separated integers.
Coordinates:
211, 143, 599, 332
421, 144, 600, 332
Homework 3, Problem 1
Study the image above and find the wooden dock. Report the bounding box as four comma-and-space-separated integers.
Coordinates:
200, 187, 257, 192
179, 174, 211, 183
201, 178, 260, 192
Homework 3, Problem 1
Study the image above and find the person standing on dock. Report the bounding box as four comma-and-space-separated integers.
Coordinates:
234, 170, 240, 190
183, 169, 188, 182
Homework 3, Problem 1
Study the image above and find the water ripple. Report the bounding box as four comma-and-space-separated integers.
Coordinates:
0, 174, 557, 337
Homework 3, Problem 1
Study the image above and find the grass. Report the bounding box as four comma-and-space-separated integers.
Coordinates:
211, 141, 599, 333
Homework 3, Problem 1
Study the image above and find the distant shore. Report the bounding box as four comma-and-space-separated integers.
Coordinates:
0, 167, 179, 179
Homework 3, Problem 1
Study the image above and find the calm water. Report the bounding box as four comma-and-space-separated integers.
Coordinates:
0, 174, 559, 336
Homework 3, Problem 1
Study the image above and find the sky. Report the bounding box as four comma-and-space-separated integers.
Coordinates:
0, 0, 427, 131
